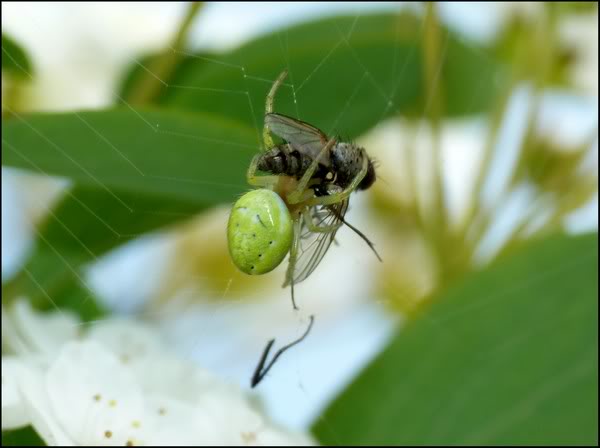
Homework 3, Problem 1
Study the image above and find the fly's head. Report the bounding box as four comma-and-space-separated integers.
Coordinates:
358, 149, 376, 191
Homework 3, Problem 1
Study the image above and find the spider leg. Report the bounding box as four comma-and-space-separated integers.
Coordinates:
247, 154, 280, 187
263, 70, 288, 151
305, 151, 369, 207
303, 207, 343, 233
292, 188, 316, 204
284, 218, 302, 310
287, 137, 337, 204
252, 71, 289, 186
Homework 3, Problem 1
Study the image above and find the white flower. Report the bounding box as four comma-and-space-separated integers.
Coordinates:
2, 299, 315, 446
2, 357, 30, 430
3, 299, 80, 356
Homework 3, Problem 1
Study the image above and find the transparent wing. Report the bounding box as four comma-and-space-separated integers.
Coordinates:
283, 199, 349, 287
265, 113, 333, 166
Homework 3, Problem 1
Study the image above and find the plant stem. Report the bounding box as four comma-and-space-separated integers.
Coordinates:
422, 2, 450, 281
467, 3, 560, 265
126, 2, 204, 105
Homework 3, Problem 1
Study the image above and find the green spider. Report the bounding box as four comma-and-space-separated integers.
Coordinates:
227, 70, 380, 310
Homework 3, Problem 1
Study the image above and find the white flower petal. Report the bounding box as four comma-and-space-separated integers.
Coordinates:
2, 305, 23, 353
196, 388, 264, 434
46, 341, 146, 446
143, 395, 204, 446
131, 352, 221, 400
1, 357, 30, 430
253, 427, 315, 446
3, 302, 315, 446
6, 299, 80, 356
193, 388, 314, 446
86, 318, 164, 365
14, 359, 75, 445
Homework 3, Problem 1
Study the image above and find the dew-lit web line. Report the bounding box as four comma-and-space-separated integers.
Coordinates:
325, 4, 505, 239
6, 87, 263, 231
4, 9, 591, 441
3, 7, 294, 354
5, 101, 251, 214
4, 140, 103, 258
7, 0, 527, 223
277, 31, 301, 121
448, 250, 594, 443
5, 105, 133, 212
6, 5, 296, 183
295, 41, 343, 94
181, 277, 237, 361
2, 133, 245, 239
274, 10, 595, 443
4, 4, 396, 241
376, 12, 424, 124
296, 379, 344, 446
264, 11, 400, 442
2, 46, 34, 80
1, 144, 105, 310
327, 71, 368, 137
461, 348, 595, 444
1, 5, 513, 330
3, 138, 237, 243
323, 239, 595, 445
74, 111, 146, 176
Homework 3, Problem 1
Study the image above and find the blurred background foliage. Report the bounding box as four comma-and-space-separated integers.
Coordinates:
2, 2, 598, 445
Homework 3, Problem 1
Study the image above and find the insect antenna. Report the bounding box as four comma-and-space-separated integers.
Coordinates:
251, 315, 315, 388
376, 174, 391, 188
330, 207, 382, 262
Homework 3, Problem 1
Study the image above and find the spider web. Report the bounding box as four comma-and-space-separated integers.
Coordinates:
2, 2, 598, 437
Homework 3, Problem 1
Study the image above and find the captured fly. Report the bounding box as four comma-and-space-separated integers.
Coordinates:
259, 113, 377, 194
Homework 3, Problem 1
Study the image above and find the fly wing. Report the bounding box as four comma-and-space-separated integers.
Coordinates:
283, 199, 349, 287
265, 113, 333, 166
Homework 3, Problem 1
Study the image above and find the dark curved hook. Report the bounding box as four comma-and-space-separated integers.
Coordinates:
251, 315, 315, 388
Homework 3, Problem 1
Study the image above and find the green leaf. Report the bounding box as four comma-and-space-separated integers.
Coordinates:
2, 108, 256, 204
2, 184, 206, 319
554, 1, 598, 16
2, 426, 46, 446
2, 108, 256, 317
120, 12, 504, 137
314, 233, 598, 445
2, 34, 33, 79
118, 51, 216, 104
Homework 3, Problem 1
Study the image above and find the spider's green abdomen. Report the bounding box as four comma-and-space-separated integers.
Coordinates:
227, 189, 293, 275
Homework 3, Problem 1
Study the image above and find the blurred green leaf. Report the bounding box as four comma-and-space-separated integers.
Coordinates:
119, 51, 214, 104
3, 261, 105, 322
119, 12, 504, 137
119, 49, 222, 106
2, 426, 45, 446
554, 1, 599, 16
2, 108, 256, 203
2, 184, 206, 319
2, 108, 256, 317
490, 11, 578, 89
2, 34, 33, 79
314, 233, 598, 445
